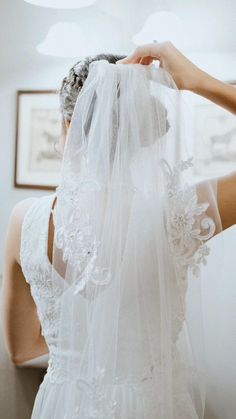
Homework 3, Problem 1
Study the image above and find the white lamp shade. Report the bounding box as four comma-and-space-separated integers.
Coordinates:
37, 10, 127, 58
24, 0, 96, 9
37, 22, 95, 58
133, 12, 185, 48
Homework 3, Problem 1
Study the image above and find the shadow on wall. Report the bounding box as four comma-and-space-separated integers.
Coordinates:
0, 288, 44, 419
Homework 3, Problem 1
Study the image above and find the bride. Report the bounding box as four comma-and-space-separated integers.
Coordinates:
2, 42, 236, 419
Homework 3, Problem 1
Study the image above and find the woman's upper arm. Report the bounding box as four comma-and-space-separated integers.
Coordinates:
2, 199, 48, 364
196, 172, 236, 234
217, 171, 236, 231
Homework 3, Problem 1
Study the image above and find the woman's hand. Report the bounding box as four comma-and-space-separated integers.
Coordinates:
118, 42, 236, 114
117, 42, 203, 91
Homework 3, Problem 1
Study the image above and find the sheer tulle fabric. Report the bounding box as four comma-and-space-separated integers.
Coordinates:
42, 61, 222, 419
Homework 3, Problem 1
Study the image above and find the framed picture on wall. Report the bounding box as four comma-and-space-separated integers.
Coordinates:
194, 82, 236, 179
15, 90, 62, 190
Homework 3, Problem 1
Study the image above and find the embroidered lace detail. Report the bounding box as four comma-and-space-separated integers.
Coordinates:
161, 158, 215, 280
161, 158, 216, 343
54, 180, 111, 296
20, 196, 62, 343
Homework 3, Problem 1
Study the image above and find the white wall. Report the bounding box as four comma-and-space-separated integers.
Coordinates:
202, 227, 236, 419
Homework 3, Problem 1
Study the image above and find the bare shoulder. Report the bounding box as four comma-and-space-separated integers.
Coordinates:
8, 197, 38, 235
9, 197, 38, 223
6, 198, 39, 265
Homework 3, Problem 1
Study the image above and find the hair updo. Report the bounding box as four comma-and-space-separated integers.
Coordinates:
59, 53, 125, 134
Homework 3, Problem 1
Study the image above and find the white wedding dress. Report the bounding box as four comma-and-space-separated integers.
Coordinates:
19, 61, 221, 419
20, 192, 217, 419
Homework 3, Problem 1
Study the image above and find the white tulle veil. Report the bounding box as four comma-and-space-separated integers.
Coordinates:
51, 60, 222, 419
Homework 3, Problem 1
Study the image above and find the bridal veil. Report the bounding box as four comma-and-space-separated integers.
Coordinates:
51, 60, 222, 418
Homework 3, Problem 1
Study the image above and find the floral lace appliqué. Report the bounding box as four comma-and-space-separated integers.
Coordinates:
54, 178, 111, 296
161, 158, 215, 279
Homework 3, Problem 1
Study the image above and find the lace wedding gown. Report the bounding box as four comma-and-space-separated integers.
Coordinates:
20, 190, 217, 419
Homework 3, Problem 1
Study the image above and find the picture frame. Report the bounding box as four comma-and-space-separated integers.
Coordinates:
15, 90, 62, 190
193, 81, 236, 179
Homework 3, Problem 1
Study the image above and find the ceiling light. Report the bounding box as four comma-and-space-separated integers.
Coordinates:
133, 12, 185, 48
24, 0, 96, 9
37, 10, 127, 58
37, 22, 95, 57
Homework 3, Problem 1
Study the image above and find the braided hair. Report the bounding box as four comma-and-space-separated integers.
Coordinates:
60, 53, 125, 132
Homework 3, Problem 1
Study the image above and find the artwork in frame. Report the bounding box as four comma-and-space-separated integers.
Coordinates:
194, 82, 236, 179
15, 90, 62, 190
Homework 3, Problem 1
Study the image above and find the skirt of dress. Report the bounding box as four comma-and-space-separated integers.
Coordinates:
31, 370, 200, 419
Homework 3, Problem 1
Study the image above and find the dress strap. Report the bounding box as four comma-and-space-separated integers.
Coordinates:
20, 194, 55, 284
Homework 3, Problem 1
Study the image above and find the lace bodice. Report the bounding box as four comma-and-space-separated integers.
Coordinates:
20, 195, 63, 369
19, 161, 216, 388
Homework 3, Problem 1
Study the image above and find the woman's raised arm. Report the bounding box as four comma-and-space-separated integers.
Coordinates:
118, 42, 236, 115
119, 43, 236, 228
